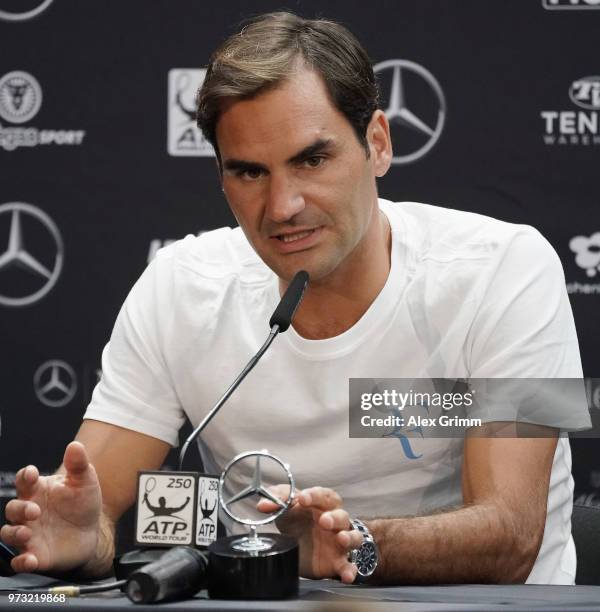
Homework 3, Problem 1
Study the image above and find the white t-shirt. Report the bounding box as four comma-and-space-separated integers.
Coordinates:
84, 199, 586, 585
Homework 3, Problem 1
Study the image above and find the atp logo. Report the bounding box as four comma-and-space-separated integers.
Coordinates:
196, 476, 219, 546
135, 473, 196, 546
167, 69, 214, 157
570, 233, 600, 277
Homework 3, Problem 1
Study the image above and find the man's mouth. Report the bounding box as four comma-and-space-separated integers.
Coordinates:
269, 226, 324, 253
276, 229, 316, 243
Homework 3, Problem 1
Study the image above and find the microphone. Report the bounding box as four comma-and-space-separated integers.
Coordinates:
178, 269, 309, 468
269, 270, 309, 332
126, 546, 209, 604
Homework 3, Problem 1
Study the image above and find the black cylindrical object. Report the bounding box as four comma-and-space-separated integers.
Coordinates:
125, 546, 208, 604
208, 534, 298, 599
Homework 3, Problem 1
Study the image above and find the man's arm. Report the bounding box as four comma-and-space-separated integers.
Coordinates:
266, 425, 557, 584
171, 497, 191, 514
368, 429, 557, 584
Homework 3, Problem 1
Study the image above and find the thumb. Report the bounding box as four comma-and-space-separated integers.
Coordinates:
63, 441, 94, 483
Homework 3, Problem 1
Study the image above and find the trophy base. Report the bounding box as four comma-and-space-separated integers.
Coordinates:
208, 533, 298, 599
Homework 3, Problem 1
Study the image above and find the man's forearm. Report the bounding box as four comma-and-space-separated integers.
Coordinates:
367, 502, 542, 585
78, 510, 116, 579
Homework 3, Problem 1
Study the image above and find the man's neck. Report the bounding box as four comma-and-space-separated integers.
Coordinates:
282, 209, 391, 340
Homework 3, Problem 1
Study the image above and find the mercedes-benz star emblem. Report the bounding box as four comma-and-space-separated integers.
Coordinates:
0, 0, 54, 22
374, 59, 446, 165
219, 450, 295, 527
0, 202, 64, 307
34, 360, 77, 408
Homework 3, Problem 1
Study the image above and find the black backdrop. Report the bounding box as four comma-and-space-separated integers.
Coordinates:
1, 0, 600, 548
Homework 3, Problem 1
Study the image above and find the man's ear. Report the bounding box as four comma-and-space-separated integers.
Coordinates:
367, 110, 392, 178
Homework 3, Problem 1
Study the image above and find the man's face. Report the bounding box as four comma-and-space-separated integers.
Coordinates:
216, 65, 389, 283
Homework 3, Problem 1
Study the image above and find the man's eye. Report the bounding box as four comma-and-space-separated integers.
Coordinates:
303, 156, 325, 168
239, 168, 263, 180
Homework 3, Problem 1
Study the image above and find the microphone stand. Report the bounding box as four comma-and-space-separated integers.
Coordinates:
178, 324, 280, 470
178, 268, 308, 470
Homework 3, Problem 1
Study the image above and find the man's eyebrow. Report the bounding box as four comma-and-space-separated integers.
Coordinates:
222, 159, 268, 173
287, 138, 335, 165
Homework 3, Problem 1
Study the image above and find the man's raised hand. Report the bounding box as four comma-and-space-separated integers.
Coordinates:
0, 441, 103, 574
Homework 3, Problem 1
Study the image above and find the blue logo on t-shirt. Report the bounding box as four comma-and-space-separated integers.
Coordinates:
383, 404, 428, 460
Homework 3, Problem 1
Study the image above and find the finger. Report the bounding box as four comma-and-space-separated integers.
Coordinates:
4, 500, 41, 524
319, 508, 350, 532
256, 484, 293, 513
298, 487, 342, 511
15, 465, 39, 498
11, 553, 38, 574
334, 559, 358, 584
63, 441, 93, 482
335, 528, 364, 551
0, 524, 32, 548
257, 500, 279, 513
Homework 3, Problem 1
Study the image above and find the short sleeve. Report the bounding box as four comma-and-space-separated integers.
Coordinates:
468, 227, 583, 378
83, 256, 185, 446
466, 228, 590, 430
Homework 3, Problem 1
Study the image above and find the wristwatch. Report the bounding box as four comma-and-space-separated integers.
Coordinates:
348, 518, 379, 582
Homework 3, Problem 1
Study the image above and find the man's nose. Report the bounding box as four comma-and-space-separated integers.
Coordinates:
265, 173, 305, 224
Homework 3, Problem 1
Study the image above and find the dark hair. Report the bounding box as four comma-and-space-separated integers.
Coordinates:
196, 11, 379, 160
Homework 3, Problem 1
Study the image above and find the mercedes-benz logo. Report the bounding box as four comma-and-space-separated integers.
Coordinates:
374, 59, 446, 165
0, 202, 64, 307
33, 360, 77, 408
0, 0, 54, 22
219, 450, 295, 527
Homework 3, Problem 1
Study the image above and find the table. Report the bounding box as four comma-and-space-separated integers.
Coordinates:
1, 575, 600, 611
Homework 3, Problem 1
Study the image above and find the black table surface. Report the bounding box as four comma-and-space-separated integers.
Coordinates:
1, 575, 600, 611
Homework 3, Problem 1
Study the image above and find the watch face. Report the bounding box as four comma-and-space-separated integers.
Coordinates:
356, 541, 378, 576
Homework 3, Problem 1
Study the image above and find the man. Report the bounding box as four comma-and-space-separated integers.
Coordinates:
0, 12, 586, 585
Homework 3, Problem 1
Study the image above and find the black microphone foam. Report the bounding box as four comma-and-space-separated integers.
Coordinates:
125, 546, 208, 604
269, 270, 309, 332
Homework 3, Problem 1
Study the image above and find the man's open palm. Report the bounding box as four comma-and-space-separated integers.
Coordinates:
0, 441, 102, 573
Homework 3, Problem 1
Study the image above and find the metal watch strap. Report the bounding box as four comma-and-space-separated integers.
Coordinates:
349, 518, 378, 582
350, 518, 373, 542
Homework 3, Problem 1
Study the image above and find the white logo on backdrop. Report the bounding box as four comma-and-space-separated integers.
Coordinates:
167, 69, 215, 157
569, 77, 600, 110
541, 78, 600, 146
373, 60, 446, 165
0, 202, 64, 307
0, 0, 53, 22
34, 360, 77, 408
0, 71, 42, 123
570, 233, 600, 278
566, 232, 600, 295
0, 71, 86, 151
542, 0, 600, 9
